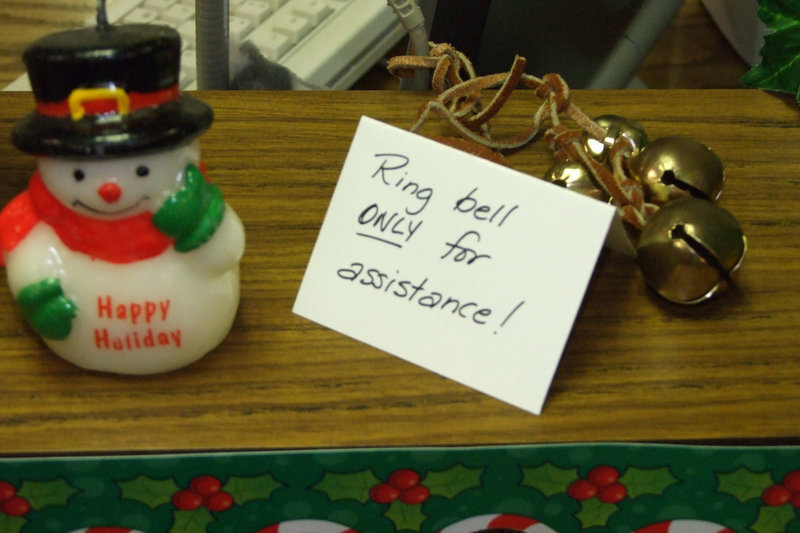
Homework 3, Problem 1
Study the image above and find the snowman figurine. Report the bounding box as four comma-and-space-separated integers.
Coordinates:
0, 23, 245, 374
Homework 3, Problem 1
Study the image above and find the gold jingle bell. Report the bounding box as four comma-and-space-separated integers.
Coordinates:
627, 136, 724, 206
636, 198, 747, 305
583, 114, 649, 162
543, 161, 609, 202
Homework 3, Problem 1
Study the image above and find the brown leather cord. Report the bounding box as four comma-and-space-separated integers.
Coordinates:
431, 136, 510, 167
387, 43, 658, 230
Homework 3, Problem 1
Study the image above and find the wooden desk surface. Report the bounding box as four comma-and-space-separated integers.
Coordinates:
1, 88, 799, 455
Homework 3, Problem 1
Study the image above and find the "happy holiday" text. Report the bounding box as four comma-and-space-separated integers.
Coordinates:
94, 295, 181, 350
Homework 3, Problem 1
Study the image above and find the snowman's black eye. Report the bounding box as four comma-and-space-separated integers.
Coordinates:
136, 165, 150, 177
73, 169, 85, 181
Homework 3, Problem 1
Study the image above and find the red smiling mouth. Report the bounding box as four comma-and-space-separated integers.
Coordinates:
73, 196, 149, 216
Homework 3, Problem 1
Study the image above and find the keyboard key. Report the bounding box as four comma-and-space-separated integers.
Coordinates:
181, 49, 198, 77
6, 0, 402, 91
248, 28, 292, 59
229, 16, 254, 41
179, 66, 196, 88
269, 10, 313, 43
235, 0, 274, 25
142, 0, 176, 12
290, 0, 332, 25
123, 7, 159, 24
160, 3, 194, 25
176, 19, 196, 47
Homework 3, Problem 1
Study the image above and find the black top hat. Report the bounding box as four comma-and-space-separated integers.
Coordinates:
12, 24, 213, 158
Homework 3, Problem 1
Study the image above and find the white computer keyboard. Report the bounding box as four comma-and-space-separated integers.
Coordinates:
5, 0, 405, 91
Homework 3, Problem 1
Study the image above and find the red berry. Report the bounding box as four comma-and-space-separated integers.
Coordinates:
204, 491, 234, 512
0, 496, 30, 516
763, 484, 792, 506
783, 470, 800, 493
190, 475, 222, 497
172, 489, 204, 510
0, 482, 16, 502
567, 479, 598, 501
792, 492, 800, 509
399, 484, 430, 504
597, 482, 627, 504
388, 469, 420, 490
369, 483, 400, 503
588, 466, 620, 488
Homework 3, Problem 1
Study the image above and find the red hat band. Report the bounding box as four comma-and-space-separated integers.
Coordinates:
35, 85, 180, 121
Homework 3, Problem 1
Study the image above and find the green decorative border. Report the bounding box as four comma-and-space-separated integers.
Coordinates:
1, 443, 799, 532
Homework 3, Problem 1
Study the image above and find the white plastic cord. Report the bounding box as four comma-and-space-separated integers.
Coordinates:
96, 0, 109, 27
196, 0, 230, 89
386, 0, 429, 90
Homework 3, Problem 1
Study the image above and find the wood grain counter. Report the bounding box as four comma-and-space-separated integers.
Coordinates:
1, 88, 799, 454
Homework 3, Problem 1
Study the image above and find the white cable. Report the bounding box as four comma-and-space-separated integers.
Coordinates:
196, 0, 230, 90
386, 0, 429, 90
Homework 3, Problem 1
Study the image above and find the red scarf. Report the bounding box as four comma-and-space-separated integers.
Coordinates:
0, 173, 172, 265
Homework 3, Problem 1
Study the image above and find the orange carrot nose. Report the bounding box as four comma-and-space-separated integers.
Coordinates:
97, 182, 122, 203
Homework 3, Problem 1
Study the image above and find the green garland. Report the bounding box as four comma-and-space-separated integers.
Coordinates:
743, 0, 800, 102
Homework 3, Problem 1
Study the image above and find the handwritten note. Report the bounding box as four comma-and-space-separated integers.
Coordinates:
293, 116, 616, 414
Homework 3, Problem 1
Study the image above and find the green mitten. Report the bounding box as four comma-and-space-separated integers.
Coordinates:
152, 163, 225, 252
17, 278, 78, 340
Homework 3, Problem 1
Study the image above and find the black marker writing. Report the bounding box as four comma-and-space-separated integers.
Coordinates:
441, 230, 491, 265
356, 233, 402, 248
454, 187, 518, 227
357, 203, 423, 246
494, 301, 525, 335
500, 301, 524, 327
372, 153, 433, 215
337, 261, 492, 325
